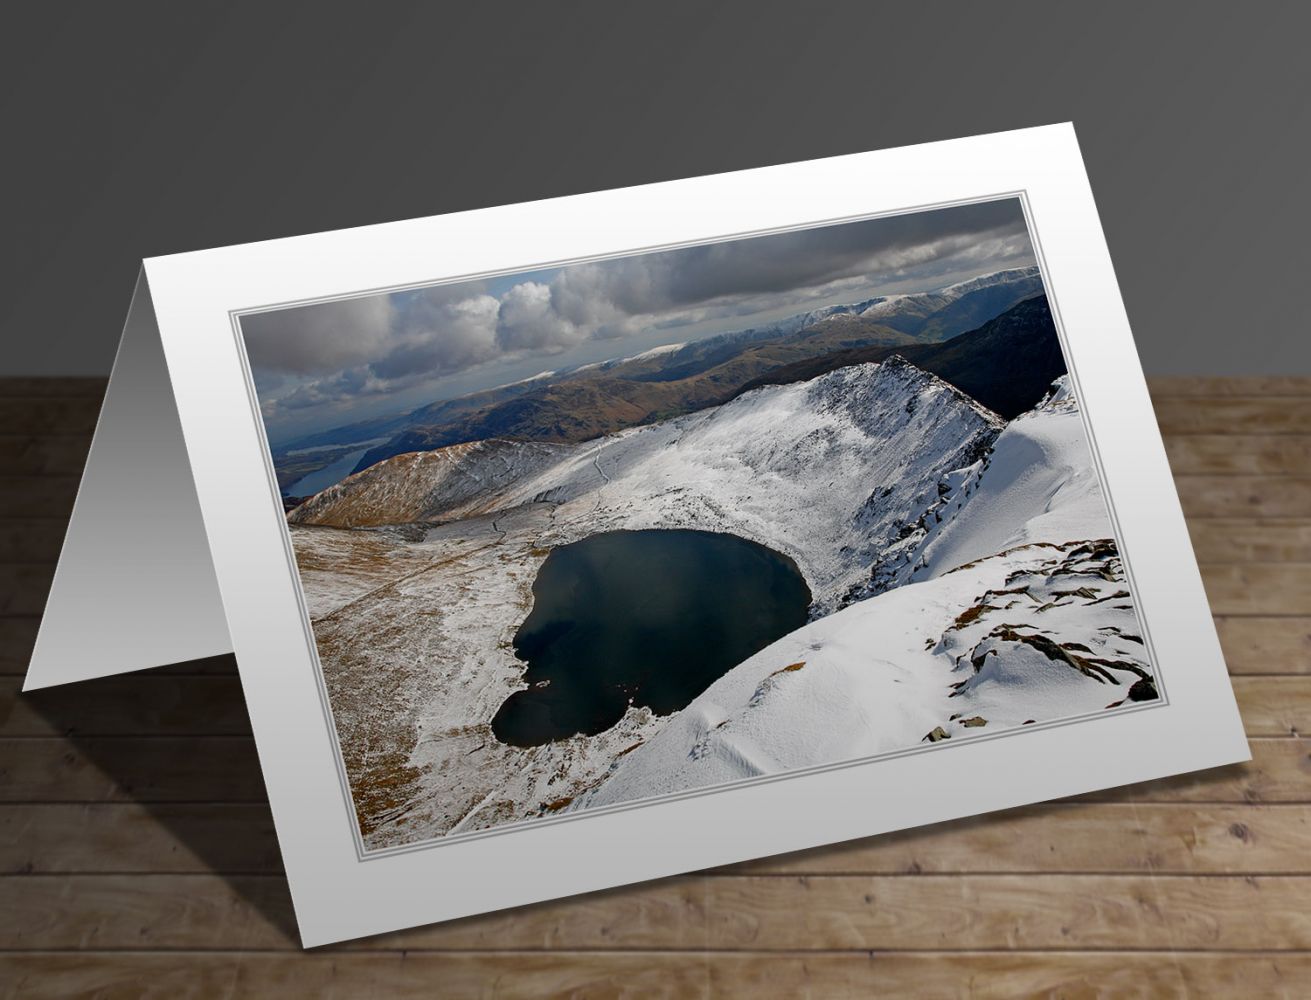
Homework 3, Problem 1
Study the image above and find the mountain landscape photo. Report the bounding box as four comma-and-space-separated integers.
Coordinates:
239, 198, 1158, 850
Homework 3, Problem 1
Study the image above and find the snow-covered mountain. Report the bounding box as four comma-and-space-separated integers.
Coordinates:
293, 356, 1005, 614
568, 375, 1154, 811
287, 357, 1015, 845
285, 352, 1150, 847
849, 265, 1046, 351
857, 376, 1105, 596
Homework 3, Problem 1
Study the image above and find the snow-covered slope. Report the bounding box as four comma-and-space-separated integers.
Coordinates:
570, 536, 1152, 810
911, 376, 1103, 580
287, 358, 1146, 846
570, 375, 1154, 811
860, 376, 1105, 594
857, 266, 1040, 326
294, 357, 1006, 613
287, 356, 1024, 846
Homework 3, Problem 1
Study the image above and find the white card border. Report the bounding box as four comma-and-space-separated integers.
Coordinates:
228, 189, 1177, 865
142, 124, 1248, 946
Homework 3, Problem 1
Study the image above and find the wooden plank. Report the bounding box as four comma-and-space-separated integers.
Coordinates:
0, 520, 68, 563
1216, 617, 1311, 674
0, 738, 268, 802
0, 377, 106, 397
0, 953, 711, 999
0, 435, 91, 477
1165, 434, 1311, 475
1148, 375, 1311, 397
1199, 563, 1311, 615
1153, 397, 1311, 436
1188, 520, 1311, 563
1233, 676, 1309, 736
0, 617, 39, 673
1177, 476, 1311, 519
0, 477, 78, 520
1072, 738, 1310, 804
704, 875, 1311, 950
732, 803, 1311, 877
2, 735, 1302, 806
6, 802, 1309, 877
0, 873, 708, 951
707, 952, 1311, 999
0, 952, 1307, 999
0, 397, 103, 437
0, 803, 283, 874
1, 676, 251, 737
4, 873, 1311, 953
0, 564, 55, 615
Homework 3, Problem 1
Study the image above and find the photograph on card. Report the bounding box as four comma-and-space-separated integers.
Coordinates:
238, 196, 1159, 851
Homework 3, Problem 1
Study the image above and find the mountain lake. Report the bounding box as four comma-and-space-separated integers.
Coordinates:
285, 447, 371, 497
491, 529, 812, 746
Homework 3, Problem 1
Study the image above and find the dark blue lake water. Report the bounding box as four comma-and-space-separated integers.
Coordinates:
491, 529, 812, 747
285, 447, 370, 497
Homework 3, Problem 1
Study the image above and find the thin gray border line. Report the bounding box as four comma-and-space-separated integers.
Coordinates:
229, 320, 369, 858
228, 190, 1167, 864
1016, 191, 1169, 706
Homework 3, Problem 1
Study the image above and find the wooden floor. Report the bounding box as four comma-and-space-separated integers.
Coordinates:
0, 376, 1308, 998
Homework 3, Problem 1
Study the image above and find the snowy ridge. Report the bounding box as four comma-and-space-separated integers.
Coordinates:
857, 374, 1104, 595
937, 264, 1041, 299
493, 356, 1004, 612
857, 265, 1041, 322
569, 375, 1154, 812
625, 341, 687, 361
288, 438, 573, 528
295, 357, 1006, 613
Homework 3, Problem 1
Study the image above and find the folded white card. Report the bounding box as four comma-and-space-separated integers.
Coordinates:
26, 124, 1248, 946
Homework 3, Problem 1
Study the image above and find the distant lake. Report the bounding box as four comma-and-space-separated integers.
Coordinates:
285, 447, 370, 497
491, 529, 812, 747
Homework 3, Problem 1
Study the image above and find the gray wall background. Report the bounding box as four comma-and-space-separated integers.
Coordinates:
4, 2, 1308, 376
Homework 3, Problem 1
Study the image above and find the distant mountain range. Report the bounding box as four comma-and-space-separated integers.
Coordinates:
274, 266, 1047, 495
738, 293, 1066, 420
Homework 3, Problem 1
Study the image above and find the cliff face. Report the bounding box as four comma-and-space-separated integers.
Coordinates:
571, 378, 1153, 814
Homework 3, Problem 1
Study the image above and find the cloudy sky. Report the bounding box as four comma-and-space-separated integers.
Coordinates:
243, 198, 1035, 444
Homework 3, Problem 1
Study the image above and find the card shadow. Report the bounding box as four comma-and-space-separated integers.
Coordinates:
20, 654, 301, 945
20, 651, 1258, 953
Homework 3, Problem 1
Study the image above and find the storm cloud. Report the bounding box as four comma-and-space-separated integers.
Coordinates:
243, 198, 1034, 430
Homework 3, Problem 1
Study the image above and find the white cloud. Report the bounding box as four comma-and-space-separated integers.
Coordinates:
495, 282, 584, 352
